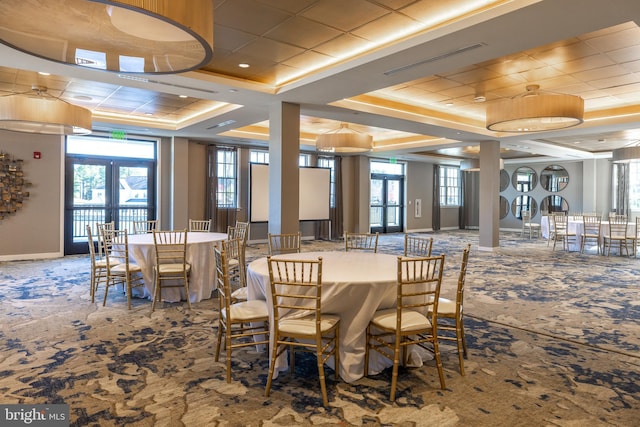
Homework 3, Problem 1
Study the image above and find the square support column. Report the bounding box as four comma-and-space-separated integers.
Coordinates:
268, 102, 300, 235
478, 140, 500, 250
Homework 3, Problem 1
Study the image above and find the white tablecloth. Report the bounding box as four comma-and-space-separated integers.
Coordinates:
541, 217, 636, 252
128, 232, 227, 302
247, 251, 399, 383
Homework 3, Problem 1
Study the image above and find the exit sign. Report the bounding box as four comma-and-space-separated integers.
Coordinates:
111, 130, 127, 140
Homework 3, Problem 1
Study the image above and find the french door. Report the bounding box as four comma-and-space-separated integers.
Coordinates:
370, 173, 403, 233
64, 157, 155, 254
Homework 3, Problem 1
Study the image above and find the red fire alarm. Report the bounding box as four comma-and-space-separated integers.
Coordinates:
33, 151, 41, 159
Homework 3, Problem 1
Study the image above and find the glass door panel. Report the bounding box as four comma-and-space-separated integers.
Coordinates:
65, 159, 110, 254
370, 174, 403, 233
117, 165, 152, 234
65, 158, 155, 255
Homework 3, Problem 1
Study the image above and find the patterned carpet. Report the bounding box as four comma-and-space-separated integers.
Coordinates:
1, 230, 639, 426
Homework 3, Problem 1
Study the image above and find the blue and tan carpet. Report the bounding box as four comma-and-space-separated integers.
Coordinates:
0, 230, 639, 426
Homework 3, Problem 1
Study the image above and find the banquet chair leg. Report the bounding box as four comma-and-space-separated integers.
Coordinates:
316, 346, 329, 407
456, 322, 466, 376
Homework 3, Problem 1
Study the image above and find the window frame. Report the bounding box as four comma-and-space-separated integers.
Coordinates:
216, 149, 237, 208
440, 166, 460, 207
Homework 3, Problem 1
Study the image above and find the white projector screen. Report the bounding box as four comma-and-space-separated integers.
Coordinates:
250, 163, 330, 222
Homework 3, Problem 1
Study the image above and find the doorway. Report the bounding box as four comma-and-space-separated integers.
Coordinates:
370, 173, 404, 234
64, 135, 156, 255
64, 157, 155, 254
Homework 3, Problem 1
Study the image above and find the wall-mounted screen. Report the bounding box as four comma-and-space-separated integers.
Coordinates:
250, 163, 330, 222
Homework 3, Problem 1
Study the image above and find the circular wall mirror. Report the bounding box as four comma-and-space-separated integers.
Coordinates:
511, 195, 538, 220
512, 166, 537, 192
540, 165, 569, 192
540, 195, 569, 214
499, 169, 510, 192
499, 196, 509, 219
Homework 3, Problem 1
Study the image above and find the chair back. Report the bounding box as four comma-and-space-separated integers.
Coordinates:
522, 210, 532, 223
214, 244, 233, 316
552, 213, 568, 232
86, 224, 98, 263
235, 221, 250, 240
227, 225, 247, 243
103, 229, 133, 272
396, 255, 445, 330
582, 214, 601, 234
455, 244, 471, 317
189, 219, 211, 232
220, 237, 244, 284
267, 256, 323, 327
344, 232, 379, 252
404, 234, 433, 257
268, 232, 301, 255
608, 215, 628, 238
133, 219, 158, 234
153, 229, 189, 270
96, 221, 115, 260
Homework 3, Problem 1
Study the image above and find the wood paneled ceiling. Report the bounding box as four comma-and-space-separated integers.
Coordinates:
1, 0, 640, 163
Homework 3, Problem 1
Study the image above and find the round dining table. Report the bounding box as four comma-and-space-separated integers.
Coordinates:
246, 250, 400, 383
127, 232, 228, 303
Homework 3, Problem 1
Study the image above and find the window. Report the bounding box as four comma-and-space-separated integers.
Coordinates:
250, 150, 269, 164
216, 149, 237, 208
249, 150, 310, 166
615, 160, 640, 212
440, 166, 460, 206
299, 154, 311, 166
371, 161, 404, 175
318, 157, 336, 208
630, 161, 640, 210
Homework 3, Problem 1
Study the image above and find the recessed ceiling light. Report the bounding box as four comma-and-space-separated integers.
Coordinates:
179, 95, 188, 98
38, 71, 50, 76
445, 102, 454, 107
238, 63, 250, 68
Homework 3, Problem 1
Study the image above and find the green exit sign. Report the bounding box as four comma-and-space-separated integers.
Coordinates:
389, 158, 397, 164
111, 130, 127, 140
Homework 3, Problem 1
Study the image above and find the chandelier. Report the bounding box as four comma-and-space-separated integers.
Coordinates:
0, 0, 214, 74
316, 123, 373, 153
486, 85, 584, 132
0, 86, 92, 135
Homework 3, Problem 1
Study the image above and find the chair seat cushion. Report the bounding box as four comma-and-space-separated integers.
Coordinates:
223, 300, 268, 321
111, 263, 142, 273
279, 314, 340, 335
436, 297, 456, 315
157, 263, 191, 274
370, 308, 431, 332
230, 287, 248, 301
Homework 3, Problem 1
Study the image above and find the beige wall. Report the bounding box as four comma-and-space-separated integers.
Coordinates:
187, 142, 207, 223
405, 161, 433, 231
0, 131, 63, 260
